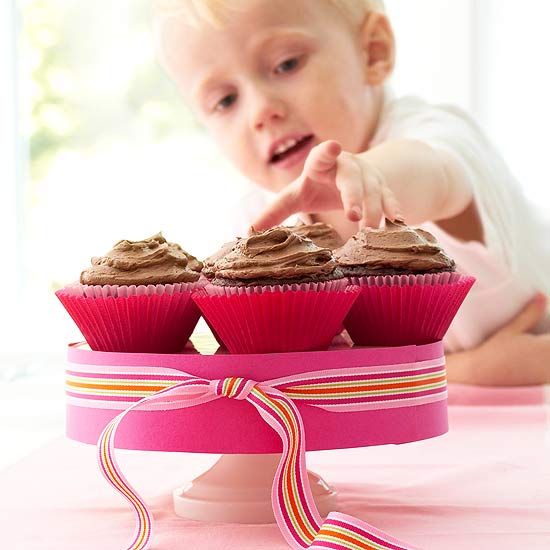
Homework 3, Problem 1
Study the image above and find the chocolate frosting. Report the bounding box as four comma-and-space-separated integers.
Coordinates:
202, 239, 240, 278
210, 227, 339, 282
80, 233, 202, 285
202, 223, 342, 279
334, 220, 455, 273
286, 222, 344, 250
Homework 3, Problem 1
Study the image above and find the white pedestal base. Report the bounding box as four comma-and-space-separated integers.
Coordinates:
173, 453, 337, 524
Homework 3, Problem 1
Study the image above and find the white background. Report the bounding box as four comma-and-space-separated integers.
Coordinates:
1, 0, 550, 355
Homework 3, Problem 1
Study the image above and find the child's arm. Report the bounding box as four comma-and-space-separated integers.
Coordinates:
357, 138, 473, 226
252, 139, 472, 231
446, 294, 550, 386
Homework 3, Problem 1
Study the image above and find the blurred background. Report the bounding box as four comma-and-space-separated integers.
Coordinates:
1, 0, 550, 464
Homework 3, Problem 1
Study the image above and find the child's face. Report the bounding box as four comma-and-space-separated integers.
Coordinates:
159, 0, 389, 192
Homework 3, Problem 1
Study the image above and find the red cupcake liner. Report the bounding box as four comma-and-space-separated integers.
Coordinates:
192, 281, 360, 354
56, 282, 203, 353
343, 272, 475, 347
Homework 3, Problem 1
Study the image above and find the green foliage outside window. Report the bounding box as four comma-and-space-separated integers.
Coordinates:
21, 0, 199, 183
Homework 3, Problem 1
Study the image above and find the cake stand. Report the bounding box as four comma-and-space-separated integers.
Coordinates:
65, 334, 448, 524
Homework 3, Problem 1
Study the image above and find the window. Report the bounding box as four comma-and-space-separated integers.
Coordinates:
1, 0, 20, 332
388, 0, 550, 212
8, 0, 251, 353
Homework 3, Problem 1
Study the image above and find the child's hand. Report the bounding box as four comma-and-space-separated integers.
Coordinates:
447, 294, 550, 386
252, 140, 402, 231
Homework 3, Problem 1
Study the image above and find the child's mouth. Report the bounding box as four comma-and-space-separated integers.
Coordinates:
269, 135, 314, 168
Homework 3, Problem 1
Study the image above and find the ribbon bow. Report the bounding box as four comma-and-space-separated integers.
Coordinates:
92, 361, 446, 550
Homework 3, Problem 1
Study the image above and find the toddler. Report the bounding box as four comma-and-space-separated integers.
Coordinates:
152, 0, 550, 385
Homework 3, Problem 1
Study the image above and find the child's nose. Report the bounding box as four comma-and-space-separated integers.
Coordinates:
249, 91, 286, 131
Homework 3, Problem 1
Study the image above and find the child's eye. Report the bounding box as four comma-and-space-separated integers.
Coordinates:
215, 93, 237, 112
274, 57, 300, 75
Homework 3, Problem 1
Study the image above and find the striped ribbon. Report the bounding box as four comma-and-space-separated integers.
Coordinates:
83, 360, 446, 550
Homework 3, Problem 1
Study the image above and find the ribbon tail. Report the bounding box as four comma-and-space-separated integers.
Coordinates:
98, 413, 153, 550
96, 380, 216, 550
248, 386, 323, 548
248, 386, 422, 550
311, 512, 422, 550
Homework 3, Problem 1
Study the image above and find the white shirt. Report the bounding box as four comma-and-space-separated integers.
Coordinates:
372, 96, 550, 351
234, 95, 550, 352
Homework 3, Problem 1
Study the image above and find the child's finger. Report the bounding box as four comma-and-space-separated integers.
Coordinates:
250, 182, 301, 232
381, 186, 404, 222
303, 140, 342, 178
361, 176, 383, 229
335, 155, 364, 222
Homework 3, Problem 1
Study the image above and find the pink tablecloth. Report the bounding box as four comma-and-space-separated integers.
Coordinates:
1, 384, 549, 550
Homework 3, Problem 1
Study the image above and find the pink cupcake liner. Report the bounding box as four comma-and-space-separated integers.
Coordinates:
343, 272, 475, 347
62, 281, 199, 298
56, 282, 203, 353
201, 279, 350, 296
192, 281, 360, 354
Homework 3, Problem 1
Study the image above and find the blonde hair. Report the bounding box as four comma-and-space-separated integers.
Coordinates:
152, 0, 385, 28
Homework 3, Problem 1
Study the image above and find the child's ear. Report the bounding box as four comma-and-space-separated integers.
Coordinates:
360, 12, 395, 85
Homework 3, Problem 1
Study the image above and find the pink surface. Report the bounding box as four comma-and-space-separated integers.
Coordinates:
2, 383, 549, 549
66, 341, 447, 453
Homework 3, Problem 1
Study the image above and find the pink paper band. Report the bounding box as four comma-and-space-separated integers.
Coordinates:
66, 342, 448, 453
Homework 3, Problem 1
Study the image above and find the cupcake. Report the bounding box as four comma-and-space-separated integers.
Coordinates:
335, 220, 475, 346
56, 233, 204, 353
192, 226, 360, 354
